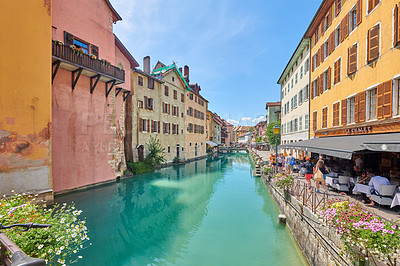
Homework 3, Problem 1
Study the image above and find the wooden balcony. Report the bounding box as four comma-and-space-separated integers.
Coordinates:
52, 40, 125, 86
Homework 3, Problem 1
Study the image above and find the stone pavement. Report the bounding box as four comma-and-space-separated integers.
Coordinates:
254, 149, 400, 223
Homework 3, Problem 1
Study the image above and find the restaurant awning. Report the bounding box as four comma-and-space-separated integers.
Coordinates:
362, 133, 400, 152
279, 133, 400, 160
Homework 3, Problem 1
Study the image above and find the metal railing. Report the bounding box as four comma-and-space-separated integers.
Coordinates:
52, 40, 125, 81
290, 178, 328, 214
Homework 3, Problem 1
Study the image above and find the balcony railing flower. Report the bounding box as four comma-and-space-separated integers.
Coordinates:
320, 199, 400, 265
101, 59, 111, 67
55, 40, 64, 46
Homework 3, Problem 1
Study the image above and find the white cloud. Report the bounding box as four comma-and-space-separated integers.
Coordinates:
240, 117, 252, 121
252, 115, 266, 124
227, 119, 239, 126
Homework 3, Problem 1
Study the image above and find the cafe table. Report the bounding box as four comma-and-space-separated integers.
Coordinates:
352, 183, 370, 196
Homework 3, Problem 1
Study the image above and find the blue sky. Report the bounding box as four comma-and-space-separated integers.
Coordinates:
110, 0, 321, 126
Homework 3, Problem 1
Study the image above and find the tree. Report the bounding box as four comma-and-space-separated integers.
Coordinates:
265, 122, 281, 146
249, 127, 255, 132
145, 135, 166, 166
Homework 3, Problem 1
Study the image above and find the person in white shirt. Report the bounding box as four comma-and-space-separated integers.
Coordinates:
354, 155, 363, 170
367, 175, 390, 206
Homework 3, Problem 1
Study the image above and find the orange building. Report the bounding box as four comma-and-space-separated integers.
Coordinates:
0, 1, 52, 199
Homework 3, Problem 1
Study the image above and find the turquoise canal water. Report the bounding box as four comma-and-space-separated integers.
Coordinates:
56, 154, 308, 266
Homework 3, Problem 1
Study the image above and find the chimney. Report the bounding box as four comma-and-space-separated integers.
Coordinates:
184, 65, 189, 82
179, 67, 183, 74
143, 56, 150, 74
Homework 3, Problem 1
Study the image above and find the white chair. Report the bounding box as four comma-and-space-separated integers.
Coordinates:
390, 180, 400, 186
334, 176, 350, 192
371, 185, 396, 208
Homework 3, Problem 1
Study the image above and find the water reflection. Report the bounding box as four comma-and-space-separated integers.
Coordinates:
56, 154, 307, 266
57, 156, 228, 265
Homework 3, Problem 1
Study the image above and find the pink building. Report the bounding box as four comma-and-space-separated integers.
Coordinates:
51, 0, 138, 193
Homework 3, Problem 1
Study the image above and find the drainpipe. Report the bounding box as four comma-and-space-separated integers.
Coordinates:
307, 38, 312, 141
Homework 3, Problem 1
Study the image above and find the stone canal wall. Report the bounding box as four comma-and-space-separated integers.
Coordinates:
262, 175, 351, 266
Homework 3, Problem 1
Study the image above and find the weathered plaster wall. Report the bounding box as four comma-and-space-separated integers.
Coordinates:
0, 0, 52, 196
52, 68, 115, 192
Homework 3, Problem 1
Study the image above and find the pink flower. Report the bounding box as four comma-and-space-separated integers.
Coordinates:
392, 225, 397, 230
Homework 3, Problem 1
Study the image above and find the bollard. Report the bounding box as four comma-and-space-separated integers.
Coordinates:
278, 214, 287, 224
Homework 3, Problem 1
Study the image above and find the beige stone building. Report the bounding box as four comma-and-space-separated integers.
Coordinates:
130, 57, 186, 163
183, 68, 208, 160
186, 86, 208, 159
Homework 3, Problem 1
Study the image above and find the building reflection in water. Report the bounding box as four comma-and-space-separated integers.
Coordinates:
56, 155, 237, 265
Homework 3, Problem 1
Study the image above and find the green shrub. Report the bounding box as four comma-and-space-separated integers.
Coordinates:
126, 161, 154, 175
0, 194, 89, 265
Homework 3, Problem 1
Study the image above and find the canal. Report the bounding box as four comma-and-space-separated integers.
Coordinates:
57, 154, 308, 265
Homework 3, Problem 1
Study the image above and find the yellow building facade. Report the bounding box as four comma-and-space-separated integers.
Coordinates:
0, 1, 53, 198
185, 86, 208, 160
309, 0, 400, 137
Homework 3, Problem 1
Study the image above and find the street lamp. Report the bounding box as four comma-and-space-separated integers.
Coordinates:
273, 124, 280, 172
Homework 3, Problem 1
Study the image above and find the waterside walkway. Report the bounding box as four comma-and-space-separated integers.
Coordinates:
254, 149, 400, 223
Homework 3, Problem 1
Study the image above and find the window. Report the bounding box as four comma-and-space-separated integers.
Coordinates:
299, 91, 303, 105
164, 86, 169, 96
153, 120, 159, 133
303, 85, 309, 102
396, 79, 400, 115
172, 77, 175, 82
305, 114, 309, 130
324, 15, 330, 32
299, 117, 303, 131
333, 102, 340, 126
73, 39, 89, 54
394, 4, 400, 47
305, 58, 309, 72
300, 66, 303, 79
322, 107, 328, 128
335, 0, 342, 16
173, 90, 177, 100
181, 93, 185, 102
294, 118, 298, 132
295, 73, 298, 84
347, 43, 358, 75
144, 97, 153, 110
368, 0, 380, 13
376, 81, 393, 119
324, 41, 329, 60
349, 6, 357, 33
164, 123, 170, 134
312, 79, 318, 99
323, 68, 331, 92
168, 146, 171, 153
172, 124, 179, 135
138, 76, 144, 86
172, 105, 179, 116
334, 58, 341, 85
142, 119, 148, 132
367, 24, 380, 63
312, 111, 318, 131
138, 100, 143, 108
368, 88, 377, 120
291, 78, 293, 88
348, 97, 356, 123
147, 78, 154, 89
189, 93, 193, 100
162, 102, 170, 114
335, 26, 341, 47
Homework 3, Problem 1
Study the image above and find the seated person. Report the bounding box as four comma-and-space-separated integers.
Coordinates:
390, 166, 400, 179
366, 174, 390, 206
358, 169, 374, 184
351, 166, 362, 177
